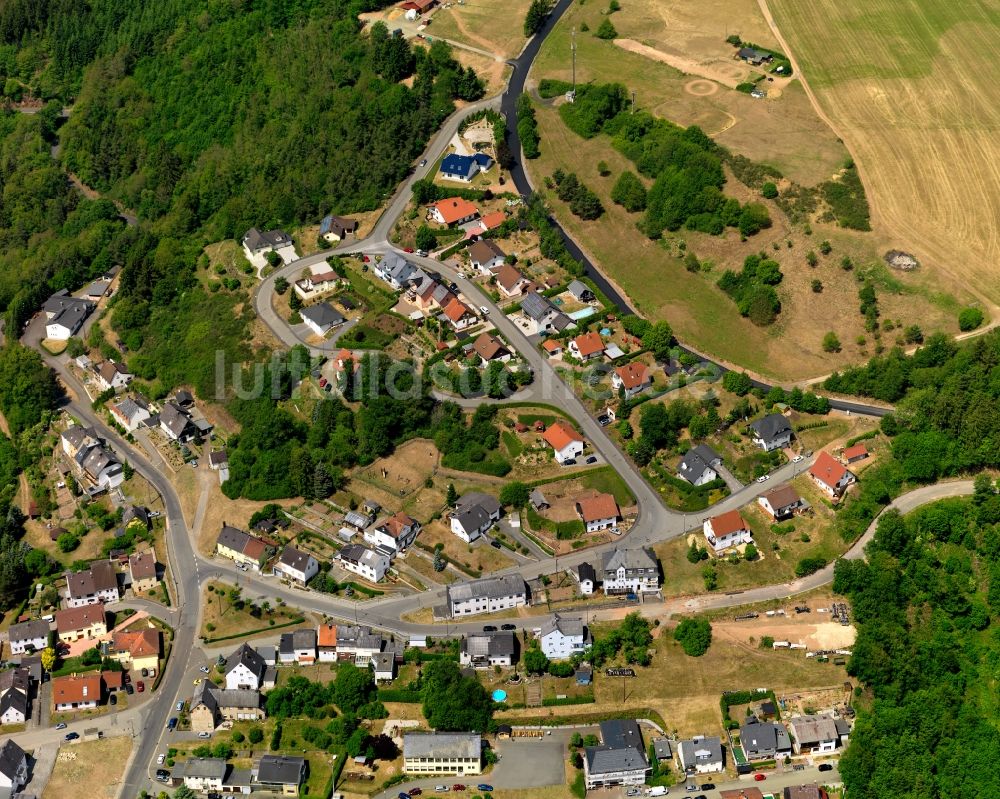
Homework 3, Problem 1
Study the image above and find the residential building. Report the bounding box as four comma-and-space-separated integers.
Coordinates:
703, 509, 753, 554
95, 360, 132, 392
208, 450, 228, 471
786, 714, 848, 754
274, 545, 319, 585
450, 492, 501, 543
403, 732, 482, 776
612, 362, 652, 399
721, 790, 764, 799
254, 755, 306, 796
468, 240, 506, 273
783, 786, 829, 799
43, 289, 94, 340
439, 152, 493, 182
110, 398, 150, 431
52, 673, 102, 712
278, 629, 317, 665
757, 485, 804, 521
677, 444, 721, 486
740, 719, 791, 760
339, 544, 390, 583
333, 625, 383, 665
317, 624, 338, 662
539, 615, 586, 660
343, 508, 375, 531
189, 681, 265, 733
583, 719, 650, 790
319, 214, 358, 242
374, 252, 417, 289
65, 560, 120, 608
478, 210, 507, 232
110, 628, 161, 673
459, 632, 516, 668
749, 414, 793, 451
0, 740, 28, 795
294, 268, 342, 299
372, 651, 396, 682
429, 197, 479, 227
441, 296, 477, 330
575, 492, 620, 533
0, 668, 30, 726
651, 739, 672, 763
568, 332, 605, 361
159, 401, 197, 442
738, 47, 772, 64
365, 511, 420, 553
123, 505, 152, 531
178, 757, 228, 792
102, 670, 124, 694
55, 603, 107, 643
567, 280, 595, 302
676, 735, 724, 774
495, 264, 529, 298
601, 548, 659, 595
300, 303, 345, 337
61, 424, 99, 460
8, 619, 50, 656
447, 574, 528, 617
809, 451, 857, 498
472, 332, 510, 364
541, 338, 563, 357
843, 443, 869, 463
225, 643, 268, 691
78, 442, 124, 491
576, 562, 596, 595
542, 421, 585, 464
520, 292, 572, 335
215, 524, 272, 571
242, 228, 294, 264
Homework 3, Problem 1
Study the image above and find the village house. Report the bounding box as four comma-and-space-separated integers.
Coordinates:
446, 574, 528, 617
575, 492, 620, 532
110, 627, 161, 673
602, 548, 659, 594
703, 509, 753, 554
612, 362, 652, 399
52, 673, 102, 712
429, 197, 479, 227
583, 719, 650, 790
159, 401, 197, 443
749, 414, 793, 451
468, 239, 506, 273
472, 332, 511, 365
541, 338, 563, 357
495, 263, 529, 298
809, 451, 857, 498
95, 360, 132, 392
576, 562, 596, 595
372, 651, 396, 683
757, 484, 804, 521
110, 398, 151, 432
783, 787, 829, 799
208, 450, 228, 472
225, 644, 271, 691
740, 718, 792, 760
319, 214, 358, 243
542, 421, 585, 464
539, 615, 587, 660
365, 511, 420, 553
332, 625, 384, 665
786, 714, 850, 754
65, 560, 120, 607
55, 603, 107, 643
273, 545, 319, 585
569, 331, 605, 362
520, 292, 572, 335
450, 492, 501, 543
294, 268, 342, 299
43, 289, 94, 340
677, 444, 722, 486
478, 210, 506, 232
567, 280, 595, 303
254, 755, 307, 796
373, 252, 417, 289
299, 303, 345, 337
0, 740, 28, 796
317, 624, 338, 662
459, 631, 517, 669
215, 524, 273, 571
842, 443, 869, 463
78, 443, 124, 492
0, 668, 31, 726
403, 733, 482, 776
241, 228, 295, 266
441, 296, 478, 330
339, 544, 390, 583
738, 46, 773, 65
278, 629, 317, 665
7, 618, 50, 656
439, 152, 493, 182
176, 757, 228, 792
676, 734, 724, 774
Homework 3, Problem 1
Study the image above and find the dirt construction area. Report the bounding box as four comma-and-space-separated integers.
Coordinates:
42, 736, 132, 799
713, 616, 856, 650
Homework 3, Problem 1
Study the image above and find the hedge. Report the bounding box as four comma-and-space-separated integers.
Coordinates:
202, 616, 305, 644
541, 694, 596, 707
378, 689, 423, 703
845, 429, 879, 448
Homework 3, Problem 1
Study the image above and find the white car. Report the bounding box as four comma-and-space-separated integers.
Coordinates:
792, 455, 804, 463
480, 305, 490, 315
197, 731, 212, 739
756, 475, 769, 483
156, 754, 165, 766
435, 787, 448, 792
199, 666, 210, 673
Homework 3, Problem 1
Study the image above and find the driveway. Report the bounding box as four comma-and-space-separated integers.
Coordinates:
715, 463, 744, 493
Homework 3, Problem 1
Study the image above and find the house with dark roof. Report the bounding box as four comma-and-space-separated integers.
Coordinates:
332, 625, 384, 665
468, 239, 506, 273
786, 714, 848, 754
55, 603, 107, 643
8, 619, 50, 656
300, 302, 345, 337
274, 545, 319, 585
521, 292, 572, 335
43, 289, 94, 340
738, 47, 773, 65
111, 398, 150, 431
567, 280, 595, 302
159, 401, 196, 443
241, 228, 295, 264
374, 252, 418, 289
450, 492, 501, 543
676, 734, 724, 774
459, 631, 517, 668
0, 668, 31, 726
576, 562, 596, 595
539, 615, 586, 660
677, 444, 722, 486
472, 332, 511, 365
339, 544, 390, 583
403, 733, 482, 775
757, 484, 804, 521
740, 718, 791, 760
319, 214, 358, 243
215, 524, 273, 571
95, 360, 132, 392
0, 739, 28, 795
372, 651, 396, 682
749, 414, 793, 451
65, 560, 120, 608
439, 152, 493, 182
225, 643, 268, 691
278, 629, 317, 665
176, 757, 229, 792
446, 575, 528, 617
602, 548, 659, 594
583, 719, 649, 789
254, 755, 307, 794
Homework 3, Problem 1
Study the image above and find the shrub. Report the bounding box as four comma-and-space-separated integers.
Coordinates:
673, 617, 712, 656
822, 332, 841, 353
595, 18, 617, 39
761, 182, 778, 199
795, 556, 827, 577
958, 307, 985, 331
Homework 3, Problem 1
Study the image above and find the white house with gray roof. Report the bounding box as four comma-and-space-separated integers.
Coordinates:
43, 289, 94, 340
300, 302, 345, 337
403, 732, 482, 775
676, 734, 724, 774
339, 544, 389, 583
583, 719, 649, 790
177, 757, 228, 792
677, 444, 721, 486
254, 755, 306, 794
111, 398, 151, 432
375, 253, 417, 290
459, 631, 516, 668
539, 615, 586, 660
449, 492, 501, 543
601, 548, 660, 595
225, 643, 268, 691
446, 574, 528, 617
0, 739, 29, 795
520, 292, 572, 335
8, 618, 50, 655
273, 545, 318, 585
241, 227, 296, 267
749, 413, 793, 451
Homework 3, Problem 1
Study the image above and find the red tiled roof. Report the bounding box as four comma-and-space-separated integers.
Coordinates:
709, 509, 748, 536
480, 211, 507, 230
575, 492, 620, 523
431, 197, 479, 225
543, 421, 583, 451
571, 332, 604, 357
810, 451, 851, 488
542, 339, 563, 353
614, 362, 649, 390
843, 443, 869, 460
442, 297, 474, 323
112, 628, 160, 659
318, 623, 337, 648
52, 674, 102, 705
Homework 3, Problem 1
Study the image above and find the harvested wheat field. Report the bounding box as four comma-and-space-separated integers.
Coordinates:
768, 0, 1000, 312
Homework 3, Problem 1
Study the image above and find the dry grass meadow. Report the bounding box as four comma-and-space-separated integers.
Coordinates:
767, 0, 1000, 313
428, 0, 534, 59
43, 737, 132, 799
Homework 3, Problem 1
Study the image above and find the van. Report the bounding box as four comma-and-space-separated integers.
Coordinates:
42, 614, 54, 623
648, 787, 668, 797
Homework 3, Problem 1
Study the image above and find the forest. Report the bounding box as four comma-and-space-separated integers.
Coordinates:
834, 493, 1000, 798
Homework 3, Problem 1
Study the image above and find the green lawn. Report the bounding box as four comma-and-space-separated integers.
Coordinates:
577, 466, 635, 506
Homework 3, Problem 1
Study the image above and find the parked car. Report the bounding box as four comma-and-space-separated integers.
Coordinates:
109, 694, 117, 706
480, 306, 490, 315
155, 769, 170, 782
398, 792, 410, 799
199, 666, 210, 674
792, 454, 804, 463
625, 789, 640, 797
699, 785, 715, 791
756, 475, 769, 483
451, 785, 466, 792
197, 731, 212, 739
501, 624, 516, 631
157, 754, 166, 766
141, 668, 148, 677
419, 158, 428, 167
490, 540, 501, 549
483, 625, 498, 632
435, 787, 448, 793
403, 247, 414, 254
64, 732, 79, 741
818, 763, 834, 772
754, 773, 766, 781
685, 786, 698, 793
136, 681, 145, 692
176, 701, 184, 711
55, 723, 67, 730
561, 458, 576, 466
167, 717, 177, 731
585, 455, 598, 464
793, 764, 806, 771
416, 249, 428, 257
409, 789, 423, 796
597, 416, 610, 426
476, 786, 493, 793
125, 683, 134, 695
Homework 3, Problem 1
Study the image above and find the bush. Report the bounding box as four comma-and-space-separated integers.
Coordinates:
248, 727, 264, 744
594, 18, 617, 39
761, 182, 778, 199
822, 332, 841, 353
795, 556, 827, 577
959, 307, 984, 331
610, 170, 647, 212
674, 617, 712, 656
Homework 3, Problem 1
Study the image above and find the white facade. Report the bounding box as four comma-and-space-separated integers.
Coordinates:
552, 439, 583, 464
8, 621, 49, 655
226, 663, 261, 692
403, 733, 482, 776
447, 575, 528, 617
702, 516, 753, 554
340, 547, 390, 583
273, 547, 319, 585
539, 618, 586, 660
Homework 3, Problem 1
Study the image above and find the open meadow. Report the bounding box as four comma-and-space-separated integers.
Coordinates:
767, 0, 1000, 312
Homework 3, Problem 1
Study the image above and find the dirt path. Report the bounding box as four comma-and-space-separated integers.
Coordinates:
445, 7, 501, 57
614, 38, 742, 89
